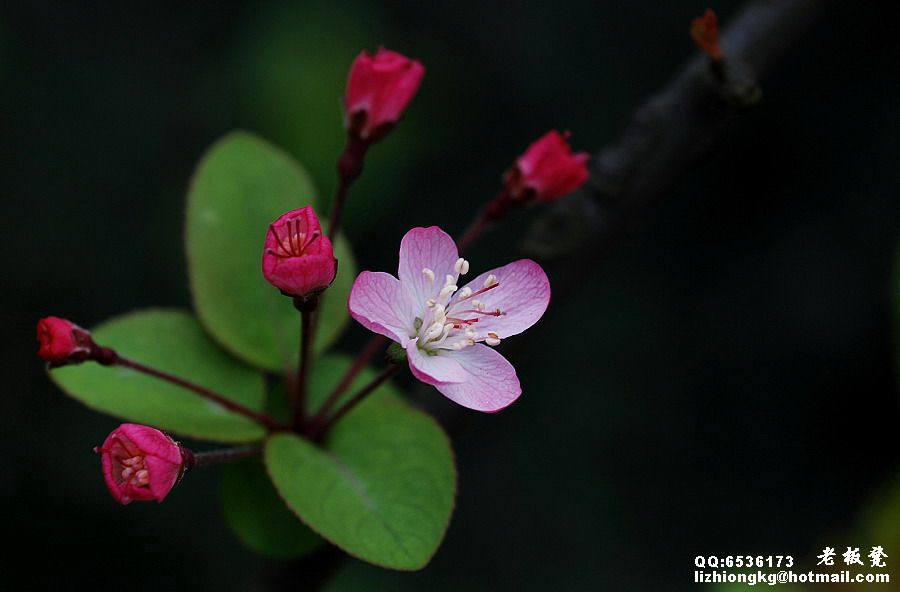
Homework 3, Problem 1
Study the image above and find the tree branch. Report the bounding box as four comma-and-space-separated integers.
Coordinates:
521, 0, 835, 296
411, 0, 836, 430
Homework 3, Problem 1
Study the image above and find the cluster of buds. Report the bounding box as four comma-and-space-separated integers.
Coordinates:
38, 45, 592, 507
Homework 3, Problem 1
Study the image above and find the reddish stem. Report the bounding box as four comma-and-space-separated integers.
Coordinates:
306, 334, 388, 434
307, 363, 403, 440
455, 214, 491, 253
328, 135, 370, 241
455, 187, 513, 252
188, 445, 263, 470
113, 355, 286, 432
291, 296, 319, 429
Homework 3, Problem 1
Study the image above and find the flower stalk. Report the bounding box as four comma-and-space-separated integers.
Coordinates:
189, 445, 263, 468
38, 317, 286, 431
306, 362, 404, 440
112, 355, 287, 432
328, 135, 370, 241
457, 130, 590, 251
456, 188, 508, 253
292, 295, 320, 429
306, 333, 388, 435
329, 47, 424, 240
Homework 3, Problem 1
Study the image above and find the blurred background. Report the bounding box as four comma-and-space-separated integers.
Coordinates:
4, 0, 899, 590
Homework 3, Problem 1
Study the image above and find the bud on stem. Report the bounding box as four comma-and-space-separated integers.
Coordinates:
329, 136, 371, 241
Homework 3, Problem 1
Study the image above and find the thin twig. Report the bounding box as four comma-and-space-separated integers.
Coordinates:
307, 333, 388, 433
291, 297, 320, 429
307, 363, 402, 440
114, 355, 287, 432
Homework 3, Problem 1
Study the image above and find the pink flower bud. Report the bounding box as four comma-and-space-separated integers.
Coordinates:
36, 316, 95, 367
344, 47, 425, 143
504, 130, 591, 203
262, 206, 337, 299
94, 424, 191, 505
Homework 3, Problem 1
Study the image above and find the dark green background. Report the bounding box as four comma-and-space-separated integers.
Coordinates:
5, 1, 898, 590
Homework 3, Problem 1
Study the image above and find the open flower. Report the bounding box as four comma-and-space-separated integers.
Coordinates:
344, 47, 425, 143
262, 206, 337, 299
349, 226, 550, 412
504, 130, 590, 203
36, 316, 95, 367
94, 424, 191, 505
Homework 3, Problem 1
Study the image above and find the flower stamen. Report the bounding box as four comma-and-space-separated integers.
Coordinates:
457, 281, 500, 302
268, 219, 320, 258
454, 258, 470, 275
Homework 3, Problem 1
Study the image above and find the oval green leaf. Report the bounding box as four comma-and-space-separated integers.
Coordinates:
220, 458, 325, 560
265, 403, 456, 570
222, 354, 401, 559
186, 130, 355, 372
50, 309, 267, 443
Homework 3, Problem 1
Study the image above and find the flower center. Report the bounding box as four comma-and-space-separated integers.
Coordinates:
416, 259, 506, 352
119, 453, 150, 487
100, 439, 151, 488
267, 218, 320, 258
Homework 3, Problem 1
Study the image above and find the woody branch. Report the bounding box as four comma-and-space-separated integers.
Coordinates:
520, 0, 835, 301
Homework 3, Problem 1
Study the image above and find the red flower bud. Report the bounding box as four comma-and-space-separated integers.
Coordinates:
504, 130, 591, 203
262, 206, 337, 299
36, 317, 95, 367
691, 9, 724, 61
344, 47, 425, 143
94, 424, 191, 505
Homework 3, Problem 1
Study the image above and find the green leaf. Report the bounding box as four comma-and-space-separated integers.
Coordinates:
220, 458, 325, 560
50, 309, 266, 443
223, 354, 402, 559
186, 130, 355, 372
265, 403, 456, 570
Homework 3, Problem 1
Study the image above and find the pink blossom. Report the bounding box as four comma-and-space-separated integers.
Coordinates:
94, 424, 189, 505
262, 206, 337, 299
344, 47, 425, 142
505, 130, 590, 203
36, 316, 95, 367
349, 227, 550, 412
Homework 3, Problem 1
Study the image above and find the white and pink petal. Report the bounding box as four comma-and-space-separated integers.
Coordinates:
348, 271, 419, 345
397, 227, 461, 307
456, 259, 550, 339
433, 344, 521, 412
405, 339, 469, 385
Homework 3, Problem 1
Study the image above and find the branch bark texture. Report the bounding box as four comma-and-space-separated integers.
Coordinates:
521, 0, 834, 296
